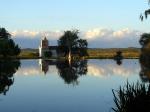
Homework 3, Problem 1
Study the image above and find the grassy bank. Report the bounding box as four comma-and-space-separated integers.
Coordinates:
86, 48, 140, 59
16, 48, 141, 59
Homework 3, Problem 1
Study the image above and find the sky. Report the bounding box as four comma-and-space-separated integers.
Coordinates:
0, 0, 150, 48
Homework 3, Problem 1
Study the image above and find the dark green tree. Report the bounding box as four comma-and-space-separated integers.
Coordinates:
0, 28, 21, 57
139, 33, 150, 48
0, 28, 11, 39
58, 30, 88, 57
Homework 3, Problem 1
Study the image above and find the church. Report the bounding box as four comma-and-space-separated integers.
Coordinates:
39, 37, 80, 58
39, 37, 58, 58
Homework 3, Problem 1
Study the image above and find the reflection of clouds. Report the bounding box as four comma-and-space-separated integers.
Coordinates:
88, 65, 105, 77
88, 60, 140, 78
15, 60, 140, 78
15, 67, 41, 76
15, 65, 57, 76
15, 60, 59, 76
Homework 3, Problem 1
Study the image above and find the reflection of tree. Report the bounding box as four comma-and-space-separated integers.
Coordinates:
139, 54, 150, 82
56, 60, 88, 85
114, 51, 123, 66
0, 60, 20, 95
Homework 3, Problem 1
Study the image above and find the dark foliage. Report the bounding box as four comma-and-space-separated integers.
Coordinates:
112, 82, 150, 112
114, 51, 123, 65
58, 30, 88, 57
0, 60, 21, 95
44, 51, 52, 57
140, 0, 150, 21
139, 33, 150, 48
56, 60, 88, 85
0, 28, 21, 57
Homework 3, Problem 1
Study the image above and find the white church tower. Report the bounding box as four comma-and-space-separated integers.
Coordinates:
39, 37, 49, 57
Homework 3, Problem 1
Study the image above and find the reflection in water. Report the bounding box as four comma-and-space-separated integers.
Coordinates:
39, 59, 51, 74
139, 44, 150, 83
0, 60, 20, 95
39, 59, 88, 85
0, 59, 142, 112
112, 50, 150, 111
139, 55, 150, 83
88, 60, 139, 78
114, 51, 123, 66
38, 59, 139, 79
56, 60, 88, 85
115, 59, 122, 66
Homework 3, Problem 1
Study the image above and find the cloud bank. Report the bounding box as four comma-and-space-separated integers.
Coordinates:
11, 28, 142, 48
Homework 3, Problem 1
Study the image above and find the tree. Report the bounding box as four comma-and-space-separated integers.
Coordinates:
58, 30, 88, 57
0, 28, 11, 39
139, 33, 150, 48
140, 0, 150, 21
0, 28, 21, 57
44, 51, 52, 57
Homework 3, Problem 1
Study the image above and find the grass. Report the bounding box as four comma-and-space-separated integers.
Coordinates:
18, 50, 39, 59
0, 48, 141, 59
86, 48, 140, 59
112, 81, 150, 112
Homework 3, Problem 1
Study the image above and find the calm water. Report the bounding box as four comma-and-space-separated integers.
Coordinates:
0, 59, 142, 112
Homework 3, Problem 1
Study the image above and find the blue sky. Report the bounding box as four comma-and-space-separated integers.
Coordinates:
0, 0, 149, 48
0, 0, 149, 31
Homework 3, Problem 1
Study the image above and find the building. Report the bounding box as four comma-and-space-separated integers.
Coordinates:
39, 37, 58, 58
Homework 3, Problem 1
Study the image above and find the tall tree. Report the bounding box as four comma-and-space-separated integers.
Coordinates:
58, 30, 88, 57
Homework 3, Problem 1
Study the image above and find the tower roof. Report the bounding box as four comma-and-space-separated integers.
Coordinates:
44, 36, 47, 40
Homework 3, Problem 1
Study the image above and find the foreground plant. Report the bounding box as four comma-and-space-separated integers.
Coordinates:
112, 82, 150, 112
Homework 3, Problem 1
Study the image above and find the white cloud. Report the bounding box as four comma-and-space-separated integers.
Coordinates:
12, 30, 40, 38
11, 28, 142, 48
12, 30, 63, 40
83, 28, 141, 40
84, 28, 111, 39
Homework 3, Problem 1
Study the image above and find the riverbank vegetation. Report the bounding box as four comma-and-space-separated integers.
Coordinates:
112, 82, 150, 112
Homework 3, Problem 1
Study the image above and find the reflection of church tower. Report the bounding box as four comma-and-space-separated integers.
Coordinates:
39, 37, 49, 57
39, 59, 49, 74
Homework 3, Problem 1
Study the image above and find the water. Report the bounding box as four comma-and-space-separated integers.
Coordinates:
0, 59, 142, 112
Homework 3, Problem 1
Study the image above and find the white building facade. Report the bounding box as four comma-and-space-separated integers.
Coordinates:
39, 37, 58, 58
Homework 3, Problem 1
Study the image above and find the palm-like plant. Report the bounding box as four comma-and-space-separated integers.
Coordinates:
140, 0, 150, 21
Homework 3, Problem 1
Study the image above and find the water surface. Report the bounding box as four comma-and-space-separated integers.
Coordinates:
0, 59, 142, 112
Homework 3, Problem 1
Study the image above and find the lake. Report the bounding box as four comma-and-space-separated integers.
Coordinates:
0, 59, 144, 112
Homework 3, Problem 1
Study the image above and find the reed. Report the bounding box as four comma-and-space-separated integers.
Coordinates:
112, 81, 150, 112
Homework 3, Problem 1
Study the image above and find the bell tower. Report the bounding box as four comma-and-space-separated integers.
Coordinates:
41, 37, 49, 49
39, 37, 49, 57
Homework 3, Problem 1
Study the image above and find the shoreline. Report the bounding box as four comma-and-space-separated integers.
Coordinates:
0, 48, 141, 60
